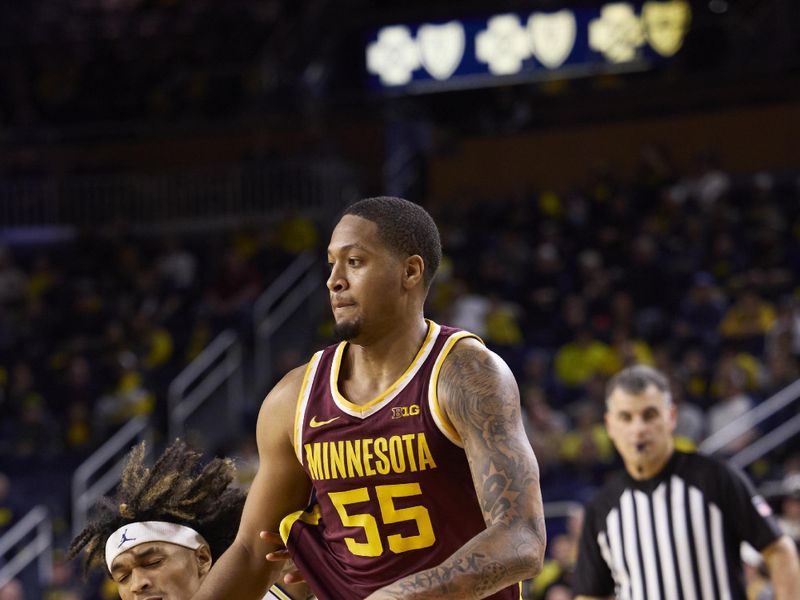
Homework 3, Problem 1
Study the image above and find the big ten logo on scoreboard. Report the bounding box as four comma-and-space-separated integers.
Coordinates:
366, 1, 691, 93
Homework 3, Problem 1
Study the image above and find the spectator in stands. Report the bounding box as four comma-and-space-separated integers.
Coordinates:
527, 505, 583, 599
203, 250, 262, 332
760, 348, 799, 398
528, 533, 577, 600
93, 353, 155, 434
59, 356, 98, 450
41, 552, 82, 600
559, 400, 614, 476
483, 294, 525, 370
273, 216, 319, 255
707, 361, 757, 455
7, 362, 45, 422
578, 373, 610, 414
524, 243, 569, 334
762, 296, 800, 390
669, 379, 707, 451
667, 151, 732, 209
156, 237, 197, 293
604, 327, 654, 375
13, 392, 60, 458
622, 234, 665, 336
607, 291, 637, 336
720, 287, 777, 354
0, 246, 26, 307
0, 578, 25, 600
574, 249, 605, 302
705, 231, 742, 284
129, 315, 173, 373
552, 294, 589, 352
7, 362, 59, 458
768, 295, 800, 357
25, 254, 60, 303
675, 347, 712, 408
674, 271, 727, 352
520, 385, 567, 477
447, 278, 491, 337
519, 349, 562, 406
554, 328, 612, 391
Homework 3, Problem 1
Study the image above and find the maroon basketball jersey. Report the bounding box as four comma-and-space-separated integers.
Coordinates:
279, 321, 520, 600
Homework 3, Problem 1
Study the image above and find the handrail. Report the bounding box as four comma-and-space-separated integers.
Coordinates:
729, 411, 800, 469
253, 251, 316, 326
71, 416, 151, 537
699, 378, 800, 455
168, 329, 237, 407
0, 506, 52, 589
257, 268, 321, 340
167, 329, 244, 440
254, 261, 321, 393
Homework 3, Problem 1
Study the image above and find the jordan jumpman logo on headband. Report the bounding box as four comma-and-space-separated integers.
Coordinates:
118, 529, 137, 548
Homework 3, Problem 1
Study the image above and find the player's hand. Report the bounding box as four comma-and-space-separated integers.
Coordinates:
259, 531, 306, 584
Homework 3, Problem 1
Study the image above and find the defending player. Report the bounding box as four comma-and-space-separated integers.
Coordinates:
69, 439, 310, 600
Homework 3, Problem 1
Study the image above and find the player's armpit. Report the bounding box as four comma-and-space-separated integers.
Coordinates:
760, 534, 800, 600
191, 365, 313, 600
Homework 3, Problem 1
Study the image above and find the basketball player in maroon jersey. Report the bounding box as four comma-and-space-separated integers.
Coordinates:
191, 197, 546, 600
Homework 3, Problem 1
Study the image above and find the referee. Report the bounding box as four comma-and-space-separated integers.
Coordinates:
573, 365, 800, 600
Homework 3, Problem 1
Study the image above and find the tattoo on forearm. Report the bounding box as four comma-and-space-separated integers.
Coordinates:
377, 551, 508, 599
475, 562, 508, 595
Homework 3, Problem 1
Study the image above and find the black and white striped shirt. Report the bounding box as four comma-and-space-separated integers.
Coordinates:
573, 451, 782, 600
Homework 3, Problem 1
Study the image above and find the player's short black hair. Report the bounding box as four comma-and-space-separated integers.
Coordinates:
605, 365, 672, 408
68, 440, 245, 576
343, 197, 441, 289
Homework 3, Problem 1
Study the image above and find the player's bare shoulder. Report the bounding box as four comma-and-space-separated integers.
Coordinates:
437, 336, 520, 421
257, 363, 310, 440
265, 363, 308, 405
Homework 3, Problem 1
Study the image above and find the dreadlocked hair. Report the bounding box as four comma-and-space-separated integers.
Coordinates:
68, 439, 245, 577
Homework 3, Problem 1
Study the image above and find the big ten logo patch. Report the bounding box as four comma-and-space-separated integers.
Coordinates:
391, 404, 420, 419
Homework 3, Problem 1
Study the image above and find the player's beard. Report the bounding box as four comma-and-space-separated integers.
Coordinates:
334, 317, 362, 341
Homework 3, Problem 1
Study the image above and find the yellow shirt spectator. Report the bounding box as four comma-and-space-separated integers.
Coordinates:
720, 290, 776, 339
554, 331, 613, 387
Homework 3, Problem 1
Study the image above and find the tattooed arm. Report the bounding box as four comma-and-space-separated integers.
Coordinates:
364, 338, 546, 600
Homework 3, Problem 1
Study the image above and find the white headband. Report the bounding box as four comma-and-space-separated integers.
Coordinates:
105, 521, 208, 570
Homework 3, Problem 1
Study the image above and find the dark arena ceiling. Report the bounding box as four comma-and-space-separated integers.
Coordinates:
0, 0, 798, 139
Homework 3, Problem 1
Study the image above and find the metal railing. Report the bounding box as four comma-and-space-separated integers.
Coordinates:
253, 251, 317, 327
728, 409, 800, 469
699, 378, 800, 468
168, 329, 244, 441
0, 506, 52, 589
0, 160, 356, 227
254, 255, 322, 393
71, 416, 152, 537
